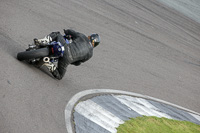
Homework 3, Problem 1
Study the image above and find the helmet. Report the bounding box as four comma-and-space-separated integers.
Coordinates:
90, 33, 100, 47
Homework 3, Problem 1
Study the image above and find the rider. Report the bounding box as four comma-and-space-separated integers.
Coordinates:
34, 29, 100, 80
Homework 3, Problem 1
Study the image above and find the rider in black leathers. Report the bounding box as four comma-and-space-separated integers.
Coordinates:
35, 29, 100, 80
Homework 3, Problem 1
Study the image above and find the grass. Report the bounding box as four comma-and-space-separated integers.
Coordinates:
117, 116, 200, 133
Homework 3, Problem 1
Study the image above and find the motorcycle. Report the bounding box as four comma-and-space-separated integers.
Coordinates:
17, 36, 72, 67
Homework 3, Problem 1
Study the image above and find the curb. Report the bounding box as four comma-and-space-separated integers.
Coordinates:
65, 89, 200, 133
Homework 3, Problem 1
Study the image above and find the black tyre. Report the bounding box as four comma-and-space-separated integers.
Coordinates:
17, 47, 49, 61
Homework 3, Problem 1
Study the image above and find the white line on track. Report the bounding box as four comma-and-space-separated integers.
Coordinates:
114, 95, 172, 119
189, 113, 200, 122
75, 99, 124, 133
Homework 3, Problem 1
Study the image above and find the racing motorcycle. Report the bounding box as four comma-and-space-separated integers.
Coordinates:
17, 36, 72, 66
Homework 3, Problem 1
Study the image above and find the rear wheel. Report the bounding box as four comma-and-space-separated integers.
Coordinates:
17, 47, 49, 61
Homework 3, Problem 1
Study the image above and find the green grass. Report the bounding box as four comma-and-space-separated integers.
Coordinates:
117, 116, 200, 133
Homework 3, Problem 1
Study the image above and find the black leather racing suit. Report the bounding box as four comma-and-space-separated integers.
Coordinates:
48, 29, 93, 80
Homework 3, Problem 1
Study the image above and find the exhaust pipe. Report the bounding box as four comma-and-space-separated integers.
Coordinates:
43, 57, 50, 63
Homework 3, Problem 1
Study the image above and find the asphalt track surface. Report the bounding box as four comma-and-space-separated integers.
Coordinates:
0, 0, 200, 133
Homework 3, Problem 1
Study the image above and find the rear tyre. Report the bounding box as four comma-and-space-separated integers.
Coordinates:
17, 47, 49, 61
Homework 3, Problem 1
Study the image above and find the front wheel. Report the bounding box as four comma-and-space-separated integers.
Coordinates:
17, 47, 50, 61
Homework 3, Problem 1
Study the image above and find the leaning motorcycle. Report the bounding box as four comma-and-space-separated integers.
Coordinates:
17, 37, 71, 66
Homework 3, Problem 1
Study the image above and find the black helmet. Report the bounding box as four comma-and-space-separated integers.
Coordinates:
90, 33, 100, 47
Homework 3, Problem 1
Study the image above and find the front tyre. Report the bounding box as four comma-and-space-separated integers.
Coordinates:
17, 47, 49, 61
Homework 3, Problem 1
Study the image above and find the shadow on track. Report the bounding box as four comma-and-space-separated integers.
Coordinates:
0, 31, 56, 79
0, 31, 23, 59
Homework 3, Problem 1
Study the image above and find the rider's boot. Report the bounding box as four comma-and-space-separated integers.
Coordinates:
42, 62, 56, 73
34, 35, 52, 47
